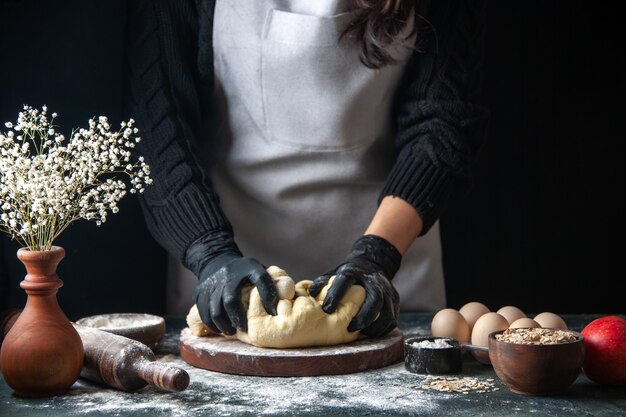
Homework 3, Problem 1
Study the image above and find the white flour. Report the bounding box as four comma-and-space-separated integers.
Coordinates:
4, 325, 439, 416
10, 356, 437, 417
411, 339, 453, 349
76, 313, 164, 330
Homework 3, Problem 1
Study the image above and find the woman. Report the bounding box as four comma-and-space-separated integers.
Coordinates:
127, 0, 488, 338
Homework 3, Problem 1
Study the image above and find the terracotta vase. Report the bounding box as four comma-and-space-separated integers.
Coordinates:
0, 246, 84, 397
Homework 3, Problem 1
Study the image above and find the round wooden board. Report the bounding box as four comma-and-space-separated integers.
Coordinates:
179, 327, 404, 377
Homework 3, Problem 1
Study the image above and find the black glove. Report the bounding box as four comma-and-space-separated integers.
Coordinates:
185, 230, 278, 335
309, 235, 401, 338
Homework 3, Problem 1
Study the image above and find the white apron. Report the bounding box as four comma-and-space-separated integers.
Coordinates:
166, 0, 446, 314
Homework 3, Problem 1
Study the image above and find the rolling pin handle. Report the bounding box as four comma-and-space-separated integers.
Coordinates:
136, 359, 190, 392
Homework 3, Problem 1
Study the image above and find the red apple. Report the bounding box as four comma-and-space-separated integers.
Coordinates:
581, 316, 626, 385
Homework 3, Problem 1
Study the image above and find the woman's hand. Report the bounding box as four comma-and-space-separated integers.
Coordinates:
186, 231, 278, 335
309, 235, 401, 337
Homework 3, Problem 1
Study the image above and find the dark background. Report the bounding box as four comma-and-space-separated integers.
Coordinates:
0, 0, 623, 319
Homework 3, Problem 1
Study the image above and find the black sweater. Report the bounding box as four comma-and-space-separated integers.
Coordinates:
126, 0, 489, 262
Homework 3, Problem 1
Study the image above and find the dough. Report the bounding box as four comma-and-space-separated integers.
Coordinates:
186, 266, 366, 348
186, 304, 212, 337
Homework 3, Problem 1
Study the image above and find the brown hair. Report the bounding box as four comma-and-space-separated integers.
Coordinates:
345, 0, 421, 69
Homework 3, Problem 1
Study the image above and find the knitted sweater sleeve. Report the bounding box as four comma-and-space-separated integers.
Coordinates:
381, 0, 489, 234
126, 0, 231, 261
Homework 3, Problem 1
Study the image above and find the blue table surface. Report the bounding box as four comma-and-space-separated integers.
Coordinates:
1, 313, 625, 417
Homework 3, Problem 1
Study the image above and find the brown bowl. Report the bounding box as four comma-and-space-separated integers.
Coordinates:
76, 313, 166, 351
488, 328, 584, 395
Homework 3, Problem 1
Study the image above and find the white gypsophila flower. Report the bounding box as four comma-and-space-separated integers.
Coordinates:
0, 105, 152, 251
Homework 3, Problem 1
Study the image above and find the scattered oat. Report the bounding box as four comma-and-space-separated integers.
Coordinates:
419, 376, 499, 394
495, 328, 578, 345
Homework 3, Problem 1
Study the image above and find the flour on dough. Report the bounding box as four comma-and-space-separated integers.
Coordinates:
186, 266, 366, 348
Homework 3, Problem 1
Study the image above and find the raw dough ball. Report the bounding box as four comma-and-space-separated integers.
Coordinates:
239, 275, 366, 348
187, 266, 367, 348
266, 266, 296, 300
186, 267, 288, 337
186, 304, 213, 337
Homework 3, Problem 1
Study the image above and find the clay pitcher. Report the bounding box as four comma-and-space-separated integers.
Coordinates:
0, 246, 84, 397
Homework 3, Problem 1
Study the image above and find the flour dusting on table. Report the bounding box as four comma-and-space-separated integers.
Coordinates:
2, 317, 602, 417
5, 326, 438, 416
10, 358, 437, 417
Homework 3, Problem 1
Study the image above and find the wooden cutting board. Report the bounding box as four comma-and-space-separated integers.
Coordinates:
179, 327, 404, 377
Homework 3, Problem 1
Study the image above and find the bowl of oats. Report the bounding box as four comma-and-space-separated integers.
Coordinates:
488, 327, 584, 395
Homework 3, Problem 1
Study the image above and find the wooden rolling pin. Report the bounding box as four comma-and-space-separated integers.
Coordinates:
1, 309, 189, 392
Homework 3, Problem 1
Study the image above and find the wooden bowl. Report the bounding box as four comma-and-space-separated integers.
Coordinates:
76, 313, 166, 351
488, 329, 584, 395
